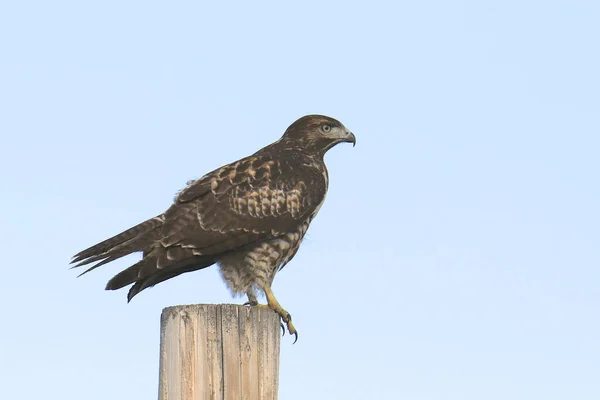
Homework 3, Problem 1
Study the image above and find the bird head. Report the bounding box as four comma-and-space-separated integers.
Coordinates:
281, 115, 356, 154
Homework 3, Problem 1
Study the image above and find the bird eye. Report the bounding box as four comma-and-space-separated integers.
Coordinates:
321, 124, 331, 133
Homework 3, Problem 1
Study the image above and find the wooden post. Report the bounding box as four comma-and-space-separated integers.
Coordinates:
158, 304, 281, 400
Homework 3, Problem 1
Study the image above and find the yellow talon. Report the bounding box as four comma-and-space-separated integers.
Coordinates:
251, 286, 298, 343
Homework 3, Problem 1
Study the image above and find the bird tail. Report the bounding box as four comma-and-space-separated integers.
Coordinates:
70, 215, 165, 276
105, 254, 216, 302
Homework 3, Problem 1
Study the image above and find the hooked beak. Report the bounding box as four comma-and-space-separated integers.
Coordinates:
344, 130, 356, 147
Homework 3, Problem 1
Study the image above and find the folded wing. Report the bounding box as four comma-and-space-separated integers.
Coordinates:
71, 152, 327, 301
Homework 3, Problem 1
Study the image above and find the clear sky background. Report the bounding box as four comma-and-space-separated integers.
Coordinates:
1, 1, 599, 399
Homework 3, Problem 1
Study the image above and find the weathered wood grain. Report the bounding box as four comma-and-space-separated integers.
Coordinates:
159, 304, 281, 400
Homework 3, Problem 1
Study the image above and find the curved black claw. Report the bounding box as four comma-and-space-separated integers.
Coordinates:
243, 300, 258, 306
280, 323, 285, 336
292, 331, 298, 344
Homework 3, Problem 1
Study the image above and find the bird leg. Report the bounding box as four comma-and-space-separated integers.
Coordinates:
243, 290, 259, 306
242, 287, 296, 341
244, 289, 287, 336
260, 285, 298, 343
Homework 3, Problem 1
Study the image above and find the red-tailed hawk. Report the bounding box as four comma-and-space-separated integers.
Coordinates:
71, 115, 355, 341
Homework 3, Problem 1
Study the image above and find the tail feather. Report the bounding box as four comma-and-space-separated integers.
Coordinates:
71, 215, 165, 274
71, 215, 165, 264
126, 257, 215, 302
72, 234, 154, 274
72, 210, 226, 302
102, 254, 215, 302
104, 259, 147, 290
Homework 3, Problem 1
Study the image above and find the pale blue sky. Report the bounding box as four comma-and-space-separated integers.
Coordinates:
1, 1, 599, 399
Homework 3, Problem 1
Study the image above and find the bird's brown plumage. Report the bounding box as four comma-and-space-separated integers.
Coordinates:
71, 114, 355, 337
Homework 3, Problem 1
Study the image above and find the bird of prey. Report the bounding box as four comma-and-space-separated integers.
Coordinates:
71, 114, 355, 340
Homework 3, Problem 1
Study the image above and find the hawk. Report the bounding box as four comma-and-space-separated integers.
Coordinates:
71, 115, 355, 341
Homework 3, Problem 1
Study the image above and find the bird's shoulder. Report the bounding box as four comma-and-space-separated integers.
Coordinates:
176, 148, 327, 204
